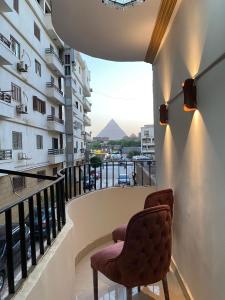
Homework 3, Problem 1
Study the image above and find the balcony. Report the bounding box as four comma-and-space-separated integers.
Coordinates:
0, 0, 13, 12
45, 14, 64, 48
83, 97, 92, 113
48, 149, 65, 164
0, 93, 14, 118
83, 114, 91, 126
47, 115, 65, 133
46, 83, 64, 105
0, 149, 12, 161
45, 48, 64, 77
0, 33, 18, 66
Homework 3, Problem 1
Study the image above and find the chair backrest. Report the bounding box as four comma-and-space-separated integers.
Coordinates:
116, 205, 172, 287
144, 189, 174, 218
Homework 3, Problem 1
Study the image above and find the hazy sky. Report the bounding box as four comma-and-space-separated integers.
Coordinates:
81, 54, 154, 137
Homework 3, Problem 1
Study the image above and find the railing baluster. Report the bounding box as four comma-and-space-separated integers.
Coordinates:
94, 166, 97, 190
18, 202, 27, 279
106, 162, 108, 188
61, 179, 66, 226
133, 161, 136, 186
44, 189, 51, 246
73, 166, 76, 197
83, 164, 86, 193
100, 163, 102, 189
149, 162, 151, 186
79, 166, 82, 195
65, 168, 68, 202
37, 193, 44, 255
5, 209, 15, 294
112, 161, 114, 187
28, 196, 36, 265
56, 182, 61, 232
50, 185, 56, 239
141, 161, 144, 186
125, 161, 128, 184
69, 167, 72, 199
88, 164, 91, 191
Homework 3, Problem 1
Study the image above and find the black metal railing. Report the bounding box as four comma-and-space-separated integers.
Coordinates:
0, 159, 155, 298
46, 83, 63, 96
0, 150, 12, 160
48, 149, 64, 155
0, 91, 11, 103
47, 115, 64, 124
74, 148, 78, 153
0, 33, 11, 48
45, 48, 64, 65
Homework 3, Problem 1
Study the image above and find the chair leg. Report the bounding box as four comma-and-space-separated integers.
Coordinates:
93, 269, 98, 300
162, 276, 170, 300
126, 288, 132, 300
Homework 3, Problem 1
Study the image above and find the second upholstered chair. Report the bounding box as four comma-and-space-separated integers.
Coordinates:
112, 189, 174, 242
91, 205, 172, 300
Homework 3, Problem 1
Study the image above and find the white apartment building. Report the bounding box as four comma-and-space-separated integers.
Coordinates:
141, 124, 155, 159
0, 0, 66, 203
64, 49, 92, 166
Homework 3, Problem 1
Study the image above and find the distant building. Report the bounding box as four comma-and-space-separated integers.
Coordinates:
93, 137, 109, 142
141, 125, 155, 159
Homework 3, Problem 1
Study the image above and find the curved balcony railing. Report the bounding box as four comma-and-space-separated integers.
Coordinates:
0, 159, 155, 298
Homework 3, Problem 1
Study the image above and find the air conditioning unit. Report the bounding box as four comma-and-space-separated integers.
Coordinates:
16, 104, 28, 114
17, 61, 28, 73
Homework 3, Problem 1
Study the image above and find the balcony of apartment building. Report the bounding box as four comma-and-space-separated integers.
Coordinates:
0, 0, 13, 13
44, 13, 64, 48
48, 148, 65, 164
0, 91, 14, 119
0, 33, 18, 66
46, 82, 64, 105
83, 114, 91, 126
45, 48, 64, 77
83, 97, 92, 113
47, 115, 65, 133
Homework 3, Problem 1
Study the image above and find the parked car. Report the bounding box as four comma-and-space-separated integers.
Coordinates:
0, 224, 31, 291
25, 207, 53, 238
118, 174, 130, 185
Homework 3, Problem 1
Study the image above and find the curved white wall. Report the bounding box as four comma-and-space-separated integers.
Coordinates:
153, 0, 225, 299
15, 186, 155, 300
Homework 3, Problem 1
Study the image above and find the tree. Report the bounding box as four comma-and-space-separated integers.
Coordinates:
90, 156, 102, 168
127, 151, 140, 159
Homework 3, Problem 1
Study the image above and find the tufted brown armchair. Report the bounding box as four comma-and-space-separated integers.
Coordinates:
91, 205, 172, 300
112, 189, 174, 242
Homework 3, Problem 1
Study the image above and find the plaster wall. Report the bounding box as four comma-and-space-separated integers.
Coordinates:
153, 1, 225, 299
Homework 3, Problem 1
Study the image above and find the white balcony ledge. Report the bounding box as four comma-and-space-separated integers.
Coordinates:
45, 49, 64, 77
0, 34, 18, 66
83, 97, 92, 113
48, 149, 65, 164
84, 114, 91, 127
15, 187, 156, 300
47, 116, 65, 133
0, 0, 13, 12
45, 14, 64, 48
46, 83, 64, 105
0, 99, 14, 118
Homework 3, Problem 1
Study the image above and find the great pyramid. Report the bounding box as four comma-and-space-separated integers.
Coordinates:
97, 119, 127, 140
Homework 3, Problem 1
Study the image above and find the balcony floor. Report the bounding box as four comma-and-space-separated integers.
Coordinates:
74, 243, 186, 300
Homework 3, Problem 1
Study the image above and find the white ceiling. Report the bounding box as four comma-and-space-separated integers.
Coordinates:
52, 0, 162, 62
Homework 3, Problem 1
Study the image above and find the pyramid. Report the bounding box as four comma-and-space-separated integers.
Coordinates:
97, 119, 127, 140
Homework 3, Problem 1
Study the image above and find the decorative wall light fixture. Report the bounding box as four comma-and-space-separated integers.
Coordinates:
159, 104, 168, 125
101, 0, 146, 9
182, 79, 197, 112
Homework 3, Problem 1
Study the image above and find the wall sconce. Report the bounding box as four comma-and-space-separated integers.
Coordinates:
182, 79, 197, 112
159, 104, 168, 125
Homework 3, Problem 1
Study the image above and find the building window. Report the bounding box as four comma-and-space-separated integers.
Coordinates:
12, 131, 22, 150
34, 22, 41, 41
52, 167, 57, 176
10, 36, 20, 58
33, 96, 46, 114
11, 83, 21, 102
65, 54, 70, 64
37, 170, 46, 182
65, 66, 71, 76
13, 0, 19, 13
75, 101, 78, 109
13, 176, 26, 192
36, 135, 43, 149
35, 59, 41, 76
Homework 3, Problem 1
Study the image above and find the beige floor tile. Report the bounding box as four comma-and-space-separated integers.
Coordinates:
74, 243, 185, 300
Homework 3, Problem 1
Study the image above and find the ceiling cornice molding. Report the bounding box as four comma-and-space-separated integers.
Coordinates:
145, 0, 177, 64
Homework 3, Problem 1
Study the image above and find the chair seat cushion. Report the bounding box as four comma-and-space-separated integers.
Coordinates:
112, 224, 127, 242
91, 242, 124, 282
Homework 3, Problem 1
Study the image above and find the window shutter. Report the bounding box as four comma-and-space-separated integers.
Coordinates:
33, 96, 37, 111
43, 101, 46, 114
